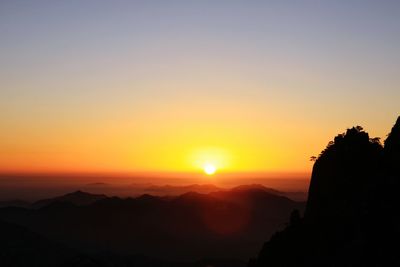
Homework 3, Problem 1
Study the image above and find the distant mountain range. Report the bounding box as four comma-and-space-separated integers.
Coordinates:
31, 191, 107, 209
81, 182, 309, 201
0, 219, 99, 267
0, 219, 246, 267
0, 185, 304, 266
0, 183, 307, 209
6, 113, 399, 267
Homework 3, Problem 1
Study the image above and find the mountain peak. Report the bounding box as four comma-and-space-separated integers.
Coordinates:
252, 117, 400, 266
231, 184, 281, 194
385, 116, 400, 143
384, 116, 400, 168
62, 190, 107, 199
32, 190, 107, 208
305, 124, 383, 223
67, 190, 86, 196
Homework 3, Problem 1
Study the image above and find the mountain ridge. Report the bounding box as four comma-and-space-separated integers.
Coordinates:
250, 116, 400, 267
0, 186, 304, 262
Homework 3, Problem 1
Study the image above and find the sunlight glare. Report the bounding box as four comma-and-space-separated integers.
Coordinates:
204, 164, 217, 175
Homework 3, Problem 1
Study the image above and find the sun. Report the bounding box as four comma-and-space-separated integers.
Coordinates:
203, 163, 217, 175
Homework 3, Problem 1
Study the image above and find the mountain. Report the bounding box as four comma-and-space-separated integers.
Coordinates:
230, 184, 307, 201
78, 183, 226, 200
0, 219, 247, 267
32, 191, 107, 208
143, 183, 222, 195
231, 184, 283, 195
0, 200, 31, 208
384, 116, 400, 174
0, 187, 304, 264
0, 219, 100, 267
79, 183, 308, 201
250, 117, 400, 267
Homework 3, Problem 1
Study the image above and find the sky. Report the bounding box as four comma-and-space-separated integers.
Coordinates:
0, 0, 399, 176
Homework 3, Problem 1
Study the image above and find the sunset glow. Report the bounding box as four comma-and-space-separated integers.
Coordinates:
0, 1, 399, 178
0, 1, 399, 266
204, 164, 217, 175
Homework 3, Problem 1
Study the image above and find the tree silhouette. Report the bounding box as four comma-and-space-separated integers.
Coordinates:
251, 116, 400, 267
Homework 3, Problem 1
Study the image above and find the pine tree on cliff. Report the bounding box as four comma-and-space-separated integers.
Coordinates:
305, 126, 382, 225
251, 117, 400, 267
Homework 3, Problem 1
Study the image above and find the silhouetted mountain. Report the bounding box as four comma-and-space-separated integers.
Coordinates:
230, 184, 307, 201
0, 219, 248, 267
231, 184, 282, 194
0, 219, 100, 267
32, 191, 107, 208
0, 187, 304, 265
0, 200, 31, 208
250, 117, 400, 267
143, 183, 223, 195
305, 126, 382, 224
383, 116, 400, 182
79, 183, 223, 199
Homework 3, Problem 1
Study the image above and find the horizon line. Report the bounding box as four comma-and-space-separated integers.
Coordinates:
0, 170, 311, 179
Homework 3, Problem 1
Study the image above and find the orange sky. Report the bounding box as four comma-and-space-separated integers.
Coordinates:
1, 1, 399, 176
0, 97, 395, 175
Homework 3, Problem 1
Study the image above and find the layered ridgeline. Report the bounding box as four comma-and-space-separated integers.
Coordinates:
0, 185, 304, 266
250, 117, 400, 266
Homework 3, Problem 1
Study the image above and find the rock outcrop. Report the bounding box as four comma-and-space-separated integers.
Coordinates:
251, 117, 400, 267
